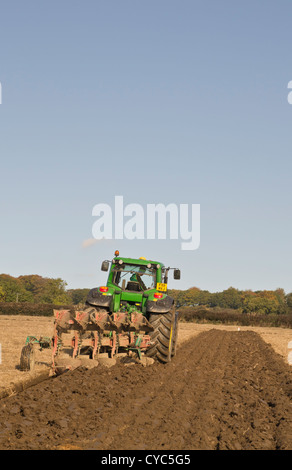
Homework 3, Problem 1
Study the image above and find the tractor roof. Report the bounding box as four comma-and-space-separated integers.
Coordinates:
113, 256, 164, 268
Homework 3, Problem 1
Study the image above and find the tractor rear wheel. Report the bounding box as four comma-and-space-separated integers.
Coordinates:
146, 310, 178, 363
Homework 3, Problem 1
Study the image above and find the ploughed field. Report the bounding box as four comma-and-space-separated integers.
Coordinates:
0, 325, 292, 450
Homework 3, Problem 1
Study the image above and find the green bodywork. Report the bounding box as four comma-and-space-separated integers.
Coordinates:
99, 256, 167, 314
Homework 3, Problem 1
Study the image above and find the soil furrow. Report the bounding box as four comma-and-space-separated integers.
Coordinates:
0, 329, 291, 450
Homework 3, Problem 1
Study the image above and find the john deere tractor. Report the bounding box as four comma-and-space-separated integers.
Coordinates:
20, 251, 181, 372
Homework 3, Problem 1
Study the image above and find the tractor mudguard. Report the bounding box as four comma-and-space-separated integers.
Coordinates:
86, 288, 113, 308
146, 295, 174, 314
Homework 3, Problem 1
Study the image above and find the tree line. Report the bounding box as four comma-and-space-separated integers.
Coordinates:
168, 286, 292, 315
0, 274, 72, 305
0, 274, 292, 315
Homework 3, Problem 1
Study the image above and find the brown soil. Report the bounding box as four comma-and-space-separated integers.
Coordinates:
0, 328, 292, 450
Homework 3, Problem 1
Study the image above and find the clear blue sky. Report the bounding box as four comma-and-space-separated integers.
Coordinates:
0, 0, 292, 293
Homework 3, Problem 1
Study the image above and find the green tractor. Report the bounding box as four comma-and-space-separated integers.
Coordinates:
84, 250, 181, 363
20, 251, 181, 372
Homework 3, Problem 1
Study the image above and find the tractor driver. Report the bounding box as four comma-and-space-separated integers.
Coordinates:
127, 267, 146, 291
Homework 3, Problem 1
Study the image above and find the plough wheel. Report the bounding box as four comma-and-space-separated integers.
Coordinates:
146, 310, 178, 363
20, 344, 35, 371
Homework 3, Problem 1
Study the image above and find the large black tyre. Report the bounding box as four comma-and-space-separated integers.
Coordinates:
146, 310, 178, 363
20, 344, 35, 371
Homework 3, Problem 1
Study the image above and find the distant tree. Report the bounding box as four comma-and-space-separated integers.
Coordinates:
242, 296, 279, 315
274, 288, 286, 304
0, 285, 5, 301
39, 278, 70, 304
197, 289, 211, 306
18, 275, 47, 302
0, 274, 33, 302
0, 274, 71, 304
217, 287, 243, 309
67, 288, 90, 305
286, 292, 292, 311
